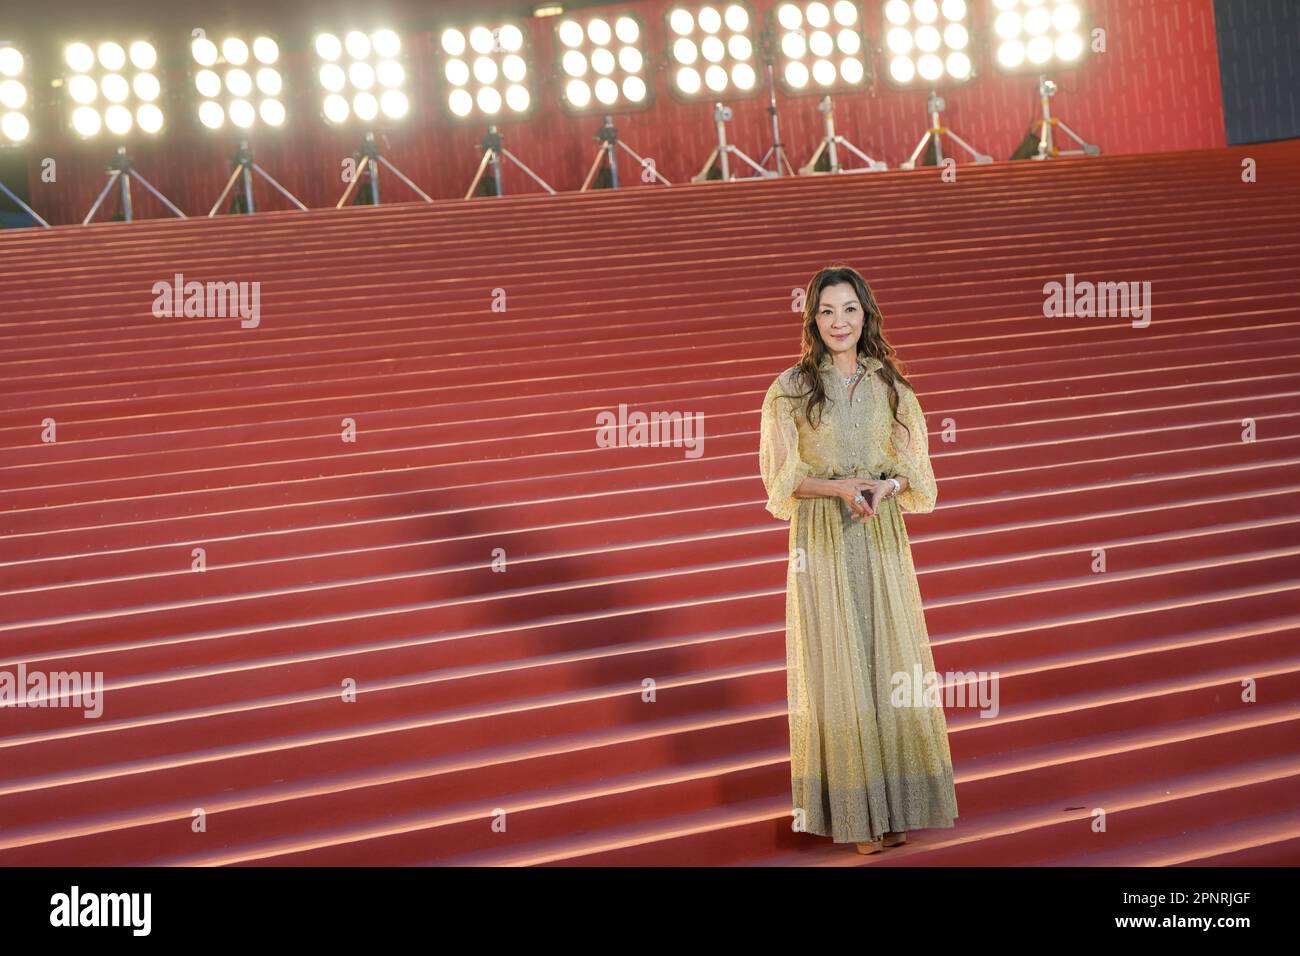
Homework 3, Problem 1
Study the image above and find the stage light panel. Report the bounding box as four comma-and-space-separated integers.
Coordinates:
191, 34, 286, 132
773, 1, 867, 94
314, 28, 410, 127
63, 37, 164, 139
881, 0, 973, 88
990, 0, 1087, 73
555, 13, 649, 112
439, 21, 533, 119
0, 42, 30, 144
665, 3, 759, 99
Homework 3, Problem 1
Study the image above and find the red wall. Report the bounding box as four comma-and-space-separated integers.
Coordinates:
23, 0, 1225, 225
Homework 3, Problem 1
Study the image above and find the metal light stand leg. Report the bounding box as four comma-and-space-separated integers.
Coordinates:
581, 116, 671, 191
82, 146, 186, 224
798, 96, 887, 175
209, 141, 309, 217
0, 181, 50, 228
899, 91, 992, 170
466, 126, 555, 198
757, 62, 795, 177
337, 132, 432, 208
1034, 75, 1099, 160
692, 102, 775, 182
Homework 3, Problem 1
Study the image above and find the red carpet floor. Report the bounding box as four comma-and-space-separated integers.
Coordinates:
2, 140, 1299, 866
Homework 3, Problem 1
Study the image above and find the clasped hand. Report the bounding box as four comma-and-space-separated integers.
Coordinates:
836, 478, 891, 522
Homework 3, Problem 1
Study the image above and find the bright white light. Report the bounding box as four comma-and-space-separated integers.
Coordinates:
317, 28, 409, 126
449, 88, 472, 116
993, 0, 1087, 72
559, 21, 584, 46
98, 42, 126, 71
442, 29, 467, 55
323, 93, 349, 123
319, 64, 346, 93
503, 54, 527, 82
199, 100, 224, 129
0, 79, 25, 110
476, 86, 501, 113
125, 101, 157, 135
779, 1, 867, 91
725, 4, 749, 31
189, 31, 284, 133
624, 75, 647, 101
316, 34, 342, 60
376, 60, 404, 88
588, 18, 612, 46
0, 47, 24, 77
883, 0, 975, 86
69, 74, 98, 103
616, 16, 639, 43
254, 37, 279, 64
129, 41, 156, 70
380, 89, 408, 118
348, 61, 376, 90
260, 99, 286, 126
469, 27, 494, 54
256, 68, 282, 96
72, 106, 102, 136
229, 99, 255, 128
345, 31, 371, 59
226, 69, 253, 97
66, 43, 95, 72
505, 85, 530, 111
104, 103, 132, 135
566, 78, 592, 106
1, 111, 29, 142
223, 38, 250, 66
192, 38, 218, 67
353, 91, 378, 122
100, 74, 129, 103
132, 73, 160, 101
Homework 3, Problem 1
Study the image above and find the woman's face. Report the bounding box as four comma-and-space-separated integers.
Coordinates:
814, 282, 865, 357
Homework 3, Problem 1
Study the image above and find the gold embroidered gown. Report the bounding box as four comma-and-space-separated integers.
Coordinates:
758, 352, 958, 844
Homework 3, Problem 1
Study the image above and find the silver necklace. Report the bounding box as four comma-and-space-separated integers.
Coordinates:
841, 368, 862, 387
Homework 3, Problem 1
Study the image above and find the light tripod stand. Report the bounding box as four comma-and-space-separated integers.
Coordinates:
581, 115, 671, 191
692, 101, 776, 182
465, 126, 556, 199
208, 140, 307, 217
756, 60, 795, 177
0, 181, 49, 228
1033, 76, 1099, 160
336, 131, 433, 208
799, 95, 887, 174
83, 146, 186, 225
899, 90, 992, 170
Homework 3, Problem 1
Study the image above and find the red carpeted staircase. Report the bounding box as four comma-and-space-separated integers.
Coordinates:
2, 140, 1299, 866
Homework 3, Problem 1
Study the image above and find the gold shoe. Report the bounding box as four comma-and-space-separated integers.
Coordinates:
882, 831, 908, 847
855, 839, 884, 855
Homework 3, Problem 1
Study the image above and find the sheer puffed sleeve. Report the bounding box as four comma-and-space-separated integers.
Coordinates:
758, 371, 812, 521
887, 382, 938, 514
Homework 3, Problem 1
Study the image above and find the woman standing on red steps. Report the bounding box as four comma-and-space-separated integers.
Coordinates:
758, 264, 958, 856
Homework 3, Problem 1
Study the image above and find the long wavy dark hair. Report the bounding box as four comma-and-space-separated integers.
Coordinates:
788, 264, 913, 438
